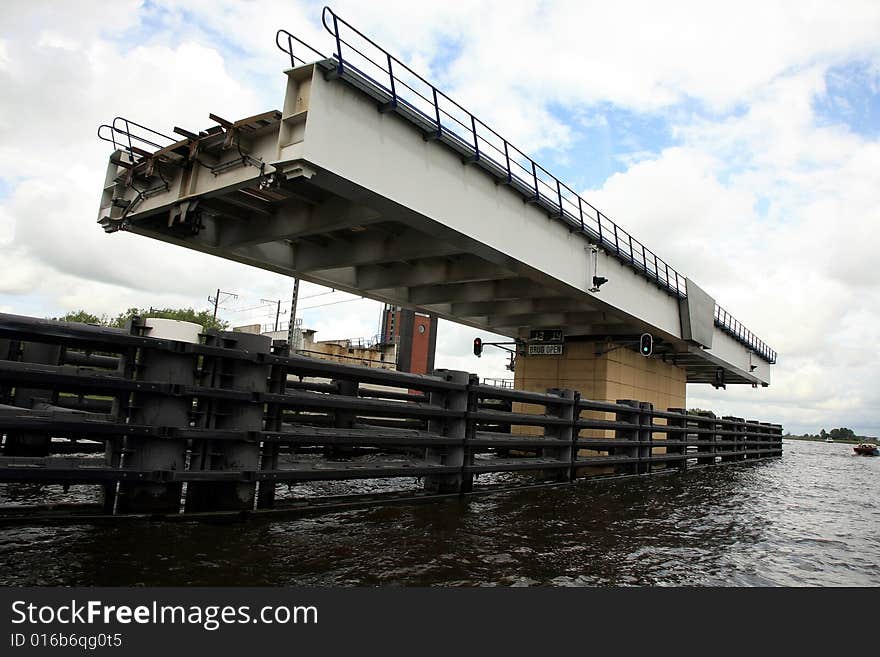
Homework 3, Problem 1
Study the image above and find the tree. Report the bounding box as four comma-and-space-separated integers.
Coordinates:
52, 307, 228, 332
111, 307, 228, 331
53, 310, 108, 325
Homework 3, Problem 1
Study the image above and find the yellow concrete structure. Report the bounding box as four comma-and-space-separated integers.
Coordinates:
512, 341, 686, 441
513, 341, 685, 411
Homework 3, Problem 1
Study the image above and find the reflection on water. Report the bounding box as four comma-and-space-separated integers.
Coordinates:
0, 440, 877, 586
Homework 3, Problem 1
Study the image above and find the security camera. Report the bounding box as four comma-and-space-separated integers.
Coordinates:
590, 275, 608, 292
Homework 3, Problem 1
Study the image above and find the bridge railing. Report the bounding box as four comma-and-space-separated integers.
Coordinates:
0, 314, 782, 523
272, 7, 777, 364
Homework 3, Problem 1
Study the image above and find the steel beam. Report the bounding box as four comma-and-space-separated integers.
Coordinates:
294, 228, 462, 272
451, 298, 603, 318
407, 278, 558, 306
355, 256, 516, 290
215, 197, 383, 248
484, 312, 606, 330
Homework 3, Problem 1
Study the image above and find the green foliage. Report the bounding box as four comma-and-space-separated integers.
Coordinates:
53, 310, 108, 325
110, 307, 228, 331
829, 427, 855, 441
52, 307, 228, 331
787, 427, 877, 443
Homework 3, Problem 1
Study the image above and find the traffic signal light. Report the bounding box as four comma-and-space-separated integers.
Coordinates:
639, 333, 653, 357
473, 337, 483, 357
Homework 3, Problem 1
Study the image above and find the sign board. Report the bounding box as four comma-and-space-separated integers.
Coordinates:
528, 344, 564, 356
529, 328, 563, 344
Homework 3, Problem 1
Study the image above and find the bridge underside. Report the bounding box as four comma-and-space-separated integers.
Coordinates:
98, 63, 772, 387
104, 167, 744, 385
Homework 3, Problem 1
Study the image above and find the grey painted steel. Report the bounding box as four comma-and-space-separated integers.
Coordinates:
679, 278, 715, 348
95, 59, 776, 386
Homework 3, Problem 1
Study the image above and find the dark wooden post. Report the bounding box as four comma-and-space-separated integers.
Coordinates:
693, 410, 716, 466
186, 331, 271, 513
545, 388, 576, 482
614, 400, 640, 476
117, 319, 200, 514
667, 408, 689, 472
638, 401, 653, 474
424, 369, 470, 494
257, 340, 288, 509
4, 341, 62, 456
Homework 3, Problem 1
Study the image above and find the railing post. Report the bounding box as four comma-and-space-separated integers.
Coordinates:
387, 53, 396, 106
531, 161, 539, 200
614, 400, 640, 476
186, 331, 271, 513
331, 11, 344, 77
432, 87, 442, 138
545, 388, 576, 482
556, 180, 564, 218
471, 115, 480, 161
424, 369, 470, 494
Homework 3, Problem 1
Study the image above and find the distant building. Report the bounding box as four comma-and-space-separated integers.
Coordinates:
233, 302, 436, 374
379, 304, 437, 375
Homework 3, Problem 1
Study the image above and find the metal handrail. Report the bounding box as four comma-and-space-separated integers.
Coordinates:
309, 7, 776, 365
275, 29, 327, 68
97, 117, 177, 162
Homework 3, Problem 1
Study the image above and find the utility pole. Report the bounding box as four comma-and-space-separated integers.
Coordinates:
260, 297, 286, 333
208, 289, 237, 322
287, 278, 300, 348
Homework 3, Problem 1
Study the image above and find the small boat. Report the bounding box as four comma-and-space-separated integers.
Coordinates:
852, 443, 879, 456
825, 437, 834, 443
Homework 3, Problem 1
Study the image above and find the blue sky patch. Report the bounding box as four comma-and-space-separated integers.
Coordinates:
814, 60, 880, 138
534, 102, 677, 191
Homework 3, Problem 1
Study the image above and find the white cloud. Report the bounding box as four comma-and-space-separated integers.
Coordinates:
1, 1, 879, 436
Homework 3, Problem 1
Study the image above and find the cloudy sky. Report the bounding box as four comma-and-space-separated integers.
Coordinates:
1, 1, 879, 435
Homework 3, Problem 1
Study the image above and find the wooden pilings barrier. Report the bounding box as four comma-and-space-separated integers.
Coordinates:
0, 313, 784, 521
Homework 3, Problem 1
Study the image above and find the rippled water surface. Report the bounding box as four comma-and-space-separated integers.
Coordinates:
1, 440, 878, 586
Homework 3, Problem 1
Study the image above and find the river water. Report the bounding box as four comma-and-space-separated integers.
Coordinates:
0, 440, 877, 586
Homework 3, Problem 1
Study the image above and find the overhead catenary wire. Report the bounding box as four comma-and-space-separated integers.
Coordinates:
299, 297, 369, 311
